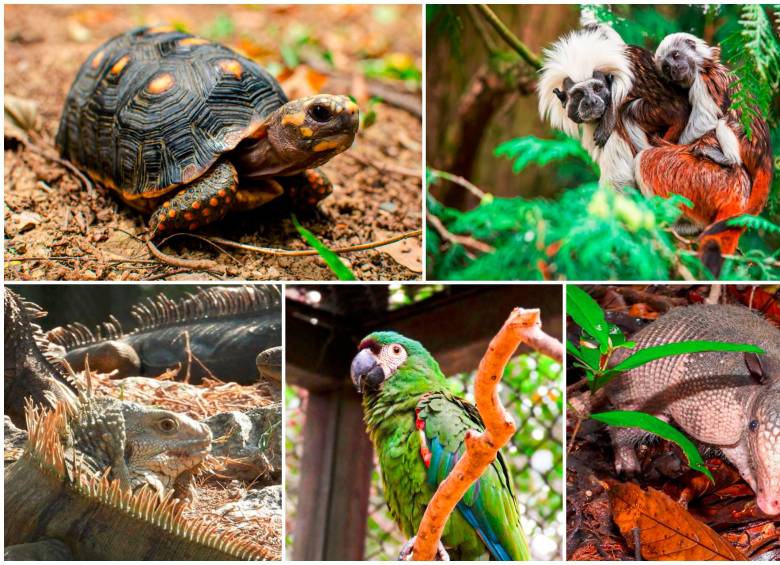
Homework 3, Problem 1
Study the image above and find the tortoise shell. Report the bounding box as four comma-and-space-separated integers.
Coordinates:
56, 26, 288, 200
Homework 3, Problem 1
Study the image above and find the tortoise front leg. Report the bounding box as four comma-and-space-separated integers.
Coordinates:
149, 160, 240, 239
282, 168, 333, 209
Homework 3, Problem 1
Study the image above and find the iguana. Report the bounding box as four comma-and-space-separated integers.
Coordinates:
46, 285, 281, 384
4, 288, 78, 428
5, 400, 271, 560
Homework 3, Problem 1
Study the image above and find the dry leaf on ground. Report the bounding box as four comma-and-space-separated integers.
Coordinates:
608, 481, 746, 561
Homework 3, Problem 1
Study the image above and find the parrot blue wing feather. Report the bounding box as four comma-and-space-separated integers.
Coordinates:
425, 436, 517, 561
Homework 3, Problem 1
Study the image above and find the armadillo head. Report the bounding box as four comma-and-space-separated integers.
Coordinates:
747, 387, 780, 516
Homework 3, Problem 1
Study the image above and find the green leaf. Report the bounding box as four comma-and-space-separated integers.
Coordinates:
291, 215, 356, 281
610, 340, 764, 373
566, 286, 610, 352
591, 410, 714, 482
566, 340, 585, 364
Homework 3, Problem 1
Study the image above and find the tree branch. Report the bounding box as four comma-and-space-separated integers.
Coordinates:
410, 307, 562, 560
475, 4, 542, 70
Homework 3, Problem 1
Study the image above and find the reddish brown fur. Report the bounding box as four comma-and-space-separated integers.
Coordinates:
614, 46, 691, 151
638, 46, 773, 270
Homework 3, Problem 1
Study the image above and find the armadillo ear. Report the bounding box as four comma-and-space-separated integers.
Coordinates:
744, 352, 766, 384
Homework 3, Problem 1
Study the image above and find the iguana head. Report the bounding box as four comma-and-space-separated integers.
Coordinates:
73, 398, 212, 499
121, 401, 212, 496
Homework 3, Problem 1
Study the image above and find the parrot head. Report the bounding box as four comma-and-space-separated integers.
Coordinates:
350, 331, 438, 394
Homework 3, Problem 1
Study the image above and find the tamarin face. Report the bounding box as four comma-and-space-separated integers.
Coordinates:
655, 33, 713, 88
553, 70, 612, 124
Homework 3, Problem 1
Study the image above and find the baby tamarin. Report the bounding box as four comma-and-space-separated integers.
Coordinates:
636, 33, 773, 272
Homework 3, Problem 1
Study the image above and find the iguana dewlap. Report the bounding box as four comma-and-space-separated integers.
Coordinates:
604, 304, 780, 516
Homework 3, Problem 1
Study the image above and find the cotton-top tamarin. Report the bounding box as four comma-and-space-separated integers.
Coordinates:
636, 33, 773, 273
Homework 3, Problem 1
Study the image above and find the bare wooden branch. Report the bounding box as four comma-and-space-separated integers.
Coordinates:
410, 307, 562, 560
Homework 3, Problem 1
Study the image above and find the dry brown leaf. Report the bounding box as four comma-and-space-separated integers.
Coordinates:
376, 230, 421, 272
609, 482, 747, 561
4, 94, 39, 141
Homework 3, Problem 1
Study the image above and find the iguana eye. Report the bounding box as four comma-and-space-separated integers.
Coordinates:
749, 420, 759, 432
159, 418, 178, 433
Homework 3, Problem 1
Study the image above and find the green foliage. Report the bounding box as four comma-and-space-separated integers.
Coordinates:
427, 171, 719, 280
728, 214, 780, 234
426, 5, 463, 60
720, 5, 780, 136
291, 215, 356, 280
590, 411, 714, 481
494, 134, 597, 175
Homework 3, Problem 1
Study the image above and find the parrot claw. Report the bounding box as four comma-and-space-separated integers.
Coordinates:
397, 537, 450, 561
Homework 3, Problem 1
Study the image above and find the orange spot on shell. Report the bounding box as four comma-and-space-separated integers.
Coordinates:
179, 37, 210, 47
218, 59, 243, 79
91, 50, 105, 69
218, 189, 226, 197
225, 196, 232, 204
209, 197, 219, 207
111, 55, 130, 75
163, 201, 171, 208
202, 208, 211, 217
184, 212, 194, 221
189, 223, 199, 231
148, 73, 175, 94
168, 209, 176, 219
192, 201, 201, 210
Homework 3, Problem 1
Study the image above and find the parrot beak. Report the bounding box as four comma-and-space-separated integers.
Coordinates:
350, 348, 386, 394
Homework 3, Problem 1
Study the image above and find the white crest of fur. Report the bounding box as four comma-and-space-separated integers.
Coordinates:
715, 119, 742, 165
538, 25, 633, 142
655, 32, 713, 68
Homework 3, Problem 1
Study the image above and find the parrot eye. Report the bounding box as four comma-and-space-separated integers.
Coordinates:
391, 344, 403, 356
749, 420, 759, 432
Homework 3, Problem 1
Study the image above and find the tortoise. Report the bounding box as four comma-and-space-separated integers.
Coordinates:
56, 26, 359, 238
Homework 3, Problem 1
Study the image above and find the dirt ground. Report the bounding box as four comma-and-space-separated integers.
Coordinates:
4, 5, 422, 281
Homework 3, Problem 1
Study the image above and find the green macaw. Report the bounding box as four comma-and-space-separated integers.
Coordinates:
350, 331, 530, 561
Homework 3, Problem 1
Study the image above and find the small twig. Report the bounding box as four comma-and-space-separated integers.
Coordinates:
206, 230, 422, 256
632, 527, 642, 561
475, 4, 542, 70
427, 213, 494, 255
428, 168, 486, 200
146, 239, 218, 271
157, 232, 241, 265
411, 308, 561, 560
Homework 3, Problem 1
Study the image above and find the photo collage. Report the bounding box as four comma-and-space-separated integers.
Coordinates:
3, 3, 779, 562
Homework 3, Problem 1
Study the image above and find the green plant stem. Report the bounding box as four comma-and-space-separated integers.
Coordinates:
475, 4, 542, 70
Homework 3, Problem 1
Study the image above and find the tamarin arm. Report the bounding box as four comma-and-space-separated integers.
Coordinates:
594, 101, 617, 148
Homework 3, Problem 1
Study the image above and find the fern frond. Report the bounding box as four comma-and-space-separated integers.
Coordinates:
494, 134, 597, 175
727, 214, 780, 234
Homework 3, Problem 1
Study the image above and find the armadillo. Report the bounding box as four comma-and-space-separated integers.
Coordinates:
603, 304, 780, 516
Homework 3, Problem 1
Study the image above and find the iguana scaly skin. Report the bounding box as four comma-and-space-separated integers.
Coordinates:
604, 304, 780, 516
47, 285, 281, 384
4, 288, 78, 428
5, 402, 270, 560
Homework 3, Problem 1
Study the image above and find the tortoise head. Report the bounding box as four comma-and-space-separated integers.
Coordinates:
234, 94, 359, 179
